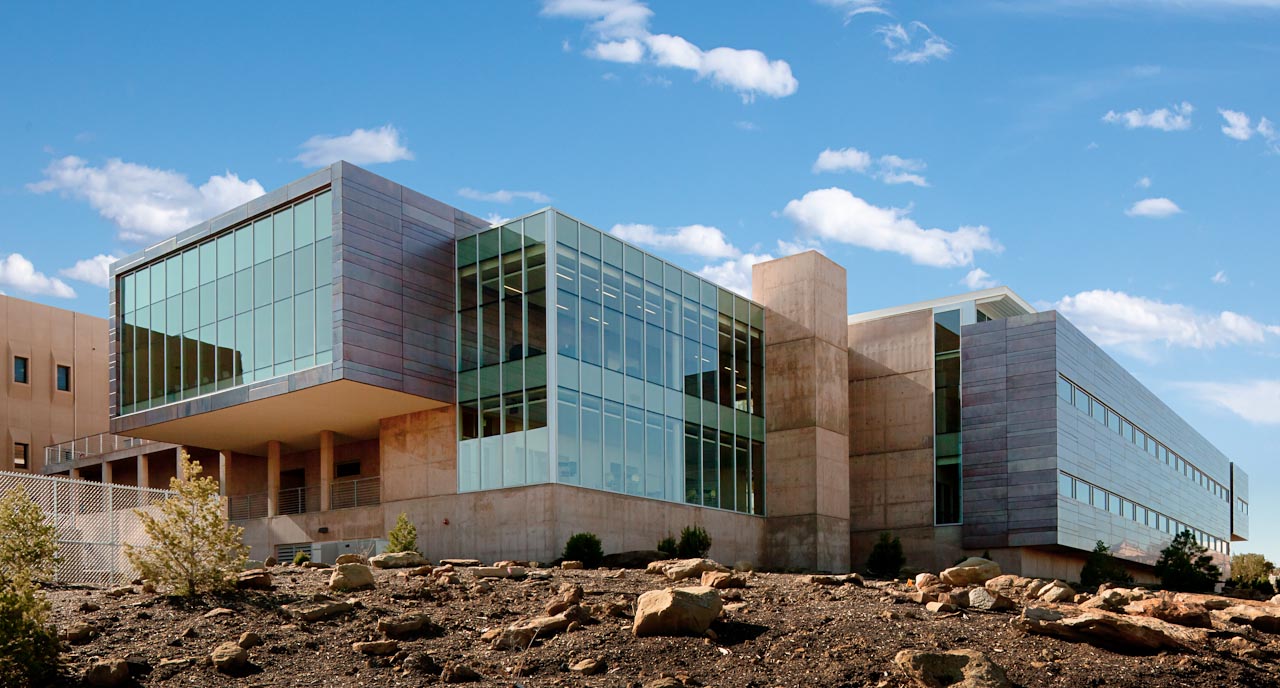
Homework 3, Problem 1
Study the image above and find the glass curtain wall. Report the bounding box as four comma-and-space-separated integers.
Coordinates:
934, 309, 962, 525
118, 190, 333, 415
456, 210, 765, 515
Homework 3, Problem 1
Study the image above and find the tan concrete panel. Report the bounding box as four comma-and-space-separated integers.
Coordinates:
847, 310, 933, 379
379, 406, 457, 503
753, 252, 848, 347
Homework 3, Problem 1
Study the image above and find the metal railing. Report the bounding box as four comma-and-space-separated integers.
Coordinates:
45, 432, 156, 467
279, 485, 321, 515
228, 492, 268, 521
332, 477, 380, 510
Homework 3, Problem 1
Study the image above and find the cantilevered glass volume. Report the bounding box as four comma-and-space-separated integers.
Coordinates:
456, 210, 766, 515
116, 190, 334, 415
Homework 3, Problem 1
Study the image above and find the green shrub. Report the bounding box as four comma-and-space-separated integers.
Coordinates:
292, 550, 311, 566
656, 535, 678, 558
562, 532, 604, 568
0, 486, 60, 686
865, 532, 905, 579
1079, 540, 1134, 589
125, 451, 249, 596
387, 513, 420, 554
1230, 552, 1275, 586
676, 525, 712, 559
1155, 530, 1221, 593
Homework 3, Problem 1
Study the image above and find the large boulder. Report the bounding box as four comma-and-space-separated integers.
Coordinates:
633, 586, 723, 637
1123, 596, 1212, 629
378, 612, 441, 639
939, 557, 1001, 586
914, 573, 941, 589
1014, 607, 1207, 654
662, 558, 729, 582
1270, 594, 1280, 606
473, 565, 527, 579
210, 641, 250, 674
894, 649, 1011, 688
370, 551, 428, 569
329, 563, 375, 591
335, 553, 367, 565
1036, 580, 1076, 604
1217, 604, 1280, 633
967, 587, 1015, 612
236, 569, 273, 590
701, 570, 747, 589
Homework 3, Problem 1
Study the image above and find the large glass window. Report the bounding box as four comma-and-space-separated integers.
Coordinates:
118, 190, 331, 413
934, 309, 962, 525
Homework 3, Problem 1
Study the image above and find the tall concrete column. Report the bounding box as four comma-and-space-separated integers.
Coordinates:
320, 430, 334, 511
70, 467, 82, 480
102, 460, 114, 486
175, 448, 187, 480
752, 251, 851, 573
266, 441, 281, 518
218, 451, 230, 497
137, 453, 150, 489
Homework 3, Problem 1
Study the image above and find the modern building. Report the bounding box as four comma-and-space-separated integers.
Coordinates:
1, 294, 109, 472
43, 162, 1248, 579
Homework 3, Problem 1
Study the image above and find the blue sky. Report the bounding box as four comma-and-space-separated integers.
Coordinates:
2, 1, 1278, 561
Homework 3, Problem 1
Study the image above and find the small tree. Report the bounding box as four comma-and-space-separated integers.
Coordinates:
0, 485, 59, 583
866, 531, 905, 579
1079, 540, 1134, 588
292, 550, 311, 566
387, 512, 420, 554
1155, 530, 1221, 593
1230, 553, 1275, 585
656, 535, 678, 558
0, 486, 60, 686
676, 525, 712, 559
562, 532, 604, 568
125, 451, 249, 596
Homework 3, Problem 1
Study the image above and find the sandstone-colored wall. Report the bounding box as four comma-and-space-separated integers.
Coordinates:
380, 406, 456, 502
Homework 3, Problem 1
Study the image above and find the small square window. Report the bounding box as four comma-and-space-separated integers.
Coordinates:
56, 365, 71, 392
13, 356, 28, 384
13, 443, 29, 469
335, 461, 361, 478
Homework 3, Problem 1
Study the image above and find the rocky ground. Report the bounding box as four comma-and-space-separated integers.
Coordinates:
44, 555, 1280, 688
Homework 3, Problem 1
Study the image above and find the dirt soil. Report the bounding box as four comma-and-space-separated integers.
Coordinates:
46, 564, 1280, 687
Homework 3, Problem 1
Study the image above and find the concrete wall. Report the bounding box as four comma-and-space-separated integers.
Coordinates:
380, 406, 457, 502
1, 294, 109, 471
846, 310, 962, 572
753, 251, 850, 572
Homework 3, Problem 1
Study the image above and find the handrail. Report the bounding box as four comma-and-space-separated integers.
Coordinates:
278, 485, 321, 515
332, 476, 381, 510
44, 432, 156, 466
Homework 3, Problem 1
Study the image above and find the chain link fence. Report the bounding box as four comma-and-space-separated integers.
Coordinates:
0, 470, 173, 588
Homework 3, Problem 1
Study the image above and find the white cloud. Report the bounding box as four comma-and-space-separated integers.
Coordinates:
485, 213, 511, 226
1218, 108, 1278, 149
1136, 176, 1151, 188
734, 120, 759, 131
59, 254, 119, 288
1211, 270, 1229, 285
813, 148, 930, 186
28, 156, 265, 242
542, 0, 797, 101
696, 252, 775, 297
0, 254, 76, 298
782, 188, 1000, 268
1181, 380, 1280, 425
813, 147, 873, 174
457, 188, 551, 204
816, 0, 891, 20
610, 223, 740, 259
1102, 102, 1193, 131
295, 125, 414, 167
586, 38, 645, 63
876, 21, 953, 64
1125, 197, 1182, 218
962, 268, 998, 290
1053, 289, 1280, 359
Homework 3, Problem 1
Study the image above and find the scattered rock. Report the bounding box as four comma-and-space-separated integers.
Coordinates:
403, 652, 442, 675
633, 586, 723, 637
407, 564, 434, 577
84, 658, 130, 687
105, 586, 135, 598
895, 648, 1011, 688
561, 560, 584, 570
967, 587, 1015, 612
545, 583, 584, 616
662, 558, 730, 582
378, 612, 440, 639
439, 558, 482, 567
1218, 604, 1280, 633
915, 573, 941, 589
644, 678, 683, 688
1224, 636, 1265, 659
283, 599, 354, 622
239, 631, 264, 649
1271, 593, 1280, 606
370, 551, 428, 569
472, 565, 526, 579
469, 581, 492, 594
336, 553, 367, 565
263, 555, 278, 567
1014, 608, 1207, 654
940, 558, 1002, 586
926, 601, 958, 614
1124, 596, 1212, 628
571, 657, 606, 675
329, 563, 375, 591
210, 641, 250, 674
800, 573, 864, 586
78, 601, 101, 613
61, 621, 98, 644
353, 639, 399, 655
1036, 580, 1076, 604
441, 662, 482, 682
1081, 589, 1130, 612
701, 570, 747, 589
152, 657, 194, 681
302, 561, 332, 569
